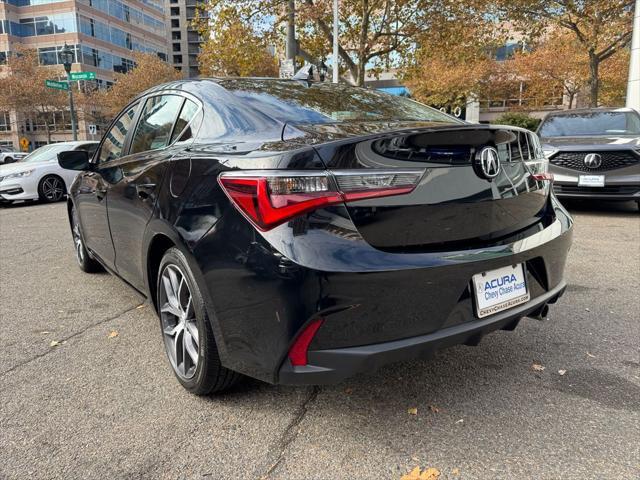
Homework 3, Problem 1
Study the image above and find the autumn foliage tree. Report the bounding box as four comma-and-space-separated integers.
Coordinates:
196, 0, 447, 86
402, 15, 517, 108
0, 48, 68, 144
194, 3, 278, 77
510, 31, 630, 109
492, 0, 635, 106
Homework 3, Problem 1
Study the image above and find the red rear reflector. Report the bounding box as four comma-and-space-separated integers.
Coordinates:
218, 170, 423, 231
532, 173, 554, 182
288, 318, 324, 367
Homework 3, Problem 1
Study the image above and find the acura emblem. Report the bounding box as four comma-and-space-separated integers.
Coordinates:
478, 147, 501, 179
584, 153, 602, 169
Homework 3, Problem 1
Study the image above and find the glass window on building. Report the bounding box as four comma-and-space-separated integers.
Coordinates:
0, 111, 12, 132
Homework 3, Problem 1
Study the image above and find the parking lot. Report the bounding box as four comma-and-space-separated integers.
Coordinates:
0, 200, 638, 479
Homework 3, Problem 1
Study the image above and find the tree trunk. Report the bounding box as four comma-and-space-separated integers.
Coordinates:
44, 115, 51, 144
356, 58, 366, 87
588, 52, 599, 107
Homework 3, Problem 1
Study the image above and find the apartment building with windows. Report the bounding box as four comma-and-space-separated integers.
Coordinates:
166, 0, 203, 79
0, 0, 168, 150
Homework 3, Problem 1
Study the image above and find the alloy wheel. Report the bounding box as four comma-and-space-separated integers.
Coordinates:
159, 264, 199, 380
42, 177, 64, 201
71, 208, 84, 265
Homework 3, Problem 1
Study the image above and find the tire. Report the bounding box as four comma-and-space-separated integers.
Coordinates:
70, 205, 102, 273
4, 157, 13, 164
157, 247, 240, 394
38, 175, 66, 203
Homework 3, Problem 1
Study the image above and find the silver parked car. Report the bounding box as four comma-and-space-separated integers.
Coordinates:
537, 108, 640, 210
0, 146, 28, 164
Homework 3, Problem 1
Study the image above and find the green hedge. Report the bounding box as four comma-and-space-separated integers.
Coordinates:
494, 112, 541, 131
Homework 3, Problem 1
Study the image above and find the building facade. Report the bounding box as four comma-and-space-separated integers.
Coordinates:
0, 0, 167, 150
166, 0, 203, 79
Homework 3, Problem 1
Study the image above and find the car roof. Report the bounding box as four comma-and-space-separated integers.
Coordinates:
544, 107, 638, 118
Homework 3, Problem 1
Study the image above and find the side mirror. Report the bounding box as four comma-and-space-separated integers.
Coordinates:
58, 150, 91, 171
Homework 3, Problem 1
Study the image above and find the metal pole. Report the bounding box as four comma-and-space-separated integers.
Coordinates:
332, 0, 339, 83
67, 73, 77, 141
285, 0, 296, 62
626, 0, 640, 109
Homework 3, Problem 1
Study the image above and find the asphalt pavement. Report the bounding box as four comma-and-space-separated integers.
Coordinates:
0, 200, 638, 480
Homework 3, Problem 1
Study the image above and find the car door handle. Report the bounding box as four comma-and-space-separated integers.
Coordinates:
136, 183, 156, 199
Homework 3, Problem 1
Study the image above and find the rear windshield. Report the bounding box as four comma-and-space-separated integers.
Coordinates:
539, 111, 640, 137
218, 79, 457, 125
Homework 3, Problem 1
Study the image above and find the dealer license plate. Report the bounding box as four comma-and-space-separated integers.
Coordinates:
472, 264, 530, 318
578, 175, 605, 187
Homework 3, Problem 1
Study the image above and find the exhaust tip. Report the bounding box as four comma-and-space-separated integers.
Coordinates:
528, 304, 549, 321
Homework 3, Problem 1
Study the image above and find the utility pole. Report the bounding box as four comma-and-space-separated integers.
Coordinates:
333, 0, 339, 83
60, 43, 77, 141
285, 0, 296, 62
627, 0, 640, 109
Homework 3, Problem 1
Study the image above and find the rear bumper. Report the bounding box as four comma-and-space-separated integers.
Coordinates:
279, 281, 566, 385
195, 196, 573, 384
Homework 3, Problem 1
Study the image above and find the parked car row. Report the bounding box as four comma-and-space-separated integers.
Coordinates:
0, 145, 28, 165
0, 141, 98, 204
1, 77, 637, 396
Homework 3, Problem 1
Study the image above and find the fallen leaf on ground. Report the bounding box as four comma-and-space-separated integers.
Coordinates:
401, 467, 440, 480
452, 467, 460, 476
408, 407, 418, 415
532, 363, 545, 371
429, 405, 440, 413
558, 369, 567, 376
108, 330, 119, 339
49, 340, 59, 347
344, 387, 353, 395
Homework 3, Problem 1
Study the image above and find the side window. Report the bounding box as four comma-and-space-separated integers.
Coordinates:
98, 103, 139, 163
170, 99, 199, 143
130, 95, 184, 154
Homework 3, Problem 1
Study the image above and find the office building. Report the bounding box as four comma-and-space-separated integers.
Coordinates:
166, 0, 203, 79
0, 0, 168, 150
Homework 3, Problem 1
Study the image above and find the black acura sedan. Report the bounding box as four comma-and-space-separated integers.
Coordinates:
59, 78, 573, 394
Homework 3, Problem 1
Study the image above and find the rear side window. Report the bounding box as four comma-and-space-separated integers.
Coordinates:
170, 99, 199, 143
130, 95, 184, 154
98, 103, 139, 163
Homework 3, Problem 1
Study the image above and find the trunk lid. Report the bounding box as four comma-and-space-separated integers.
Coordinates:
291, 123, 550, 251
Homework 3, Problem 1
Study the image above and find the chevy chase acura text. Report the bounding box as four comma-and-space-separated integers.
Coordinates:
58, 78, 573, 394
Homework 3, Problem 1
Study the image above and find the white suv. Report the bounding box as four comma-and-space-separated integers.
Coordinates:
0, 146, 27, 164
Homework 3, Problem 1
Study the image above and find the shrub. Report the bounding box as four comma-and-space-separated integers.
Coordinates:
494, 112, 541, 131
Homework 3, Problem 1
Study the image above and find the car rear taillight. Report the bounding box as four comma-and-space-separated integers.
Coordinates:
218, 169, 423, 231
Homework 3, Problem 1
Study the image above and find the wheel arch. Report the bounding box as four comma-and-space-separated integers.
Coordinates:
143, 220, 232, 366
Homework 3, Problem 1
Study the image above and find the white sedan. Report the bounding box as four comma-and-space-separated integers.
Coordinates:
0, 141, 98, 204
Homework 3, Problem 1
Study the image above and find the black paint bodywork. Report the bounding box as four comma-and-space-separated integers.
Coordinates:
66, 79, 574, 385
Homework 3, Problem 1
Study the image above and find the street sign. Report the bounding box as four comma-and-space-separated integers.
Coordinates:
88, 124, 97, 135
69, 71, 96, 81
19, 137, 29, 151
279, 59, 295, 79
45, 79, 69, 91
